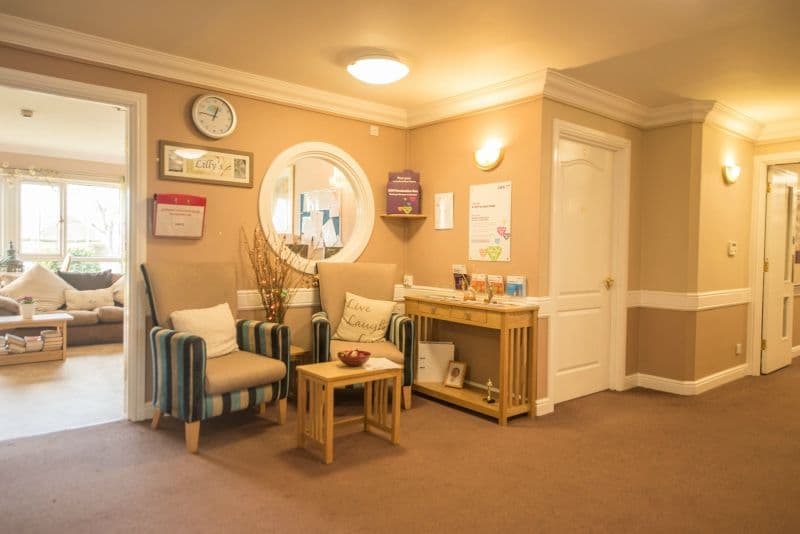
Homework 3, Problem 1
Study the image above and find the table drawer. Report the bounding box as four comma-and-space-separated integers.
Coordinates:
417, 302, 451, 318
451, 308, 486, 324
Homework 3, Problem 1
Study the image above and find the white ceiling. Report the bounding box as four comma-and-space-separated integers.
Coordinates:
0, 0, 798, 125
0, 85, 126, 164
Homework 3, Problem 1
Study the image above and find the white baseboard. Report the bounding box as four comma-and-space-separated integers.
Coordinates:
536, 397, 554, 416
792, 346, 800, 359
133, 402, 153, 422
622, 373, 639, 390
627, 363, 748, 395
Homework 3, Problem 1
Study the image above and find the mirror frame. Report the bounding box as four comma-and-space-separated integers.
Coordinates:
258, 141, 375, 274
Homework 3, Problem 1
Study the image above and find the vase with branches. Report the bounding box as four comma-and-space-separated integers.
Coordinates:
241, 225, 313, 324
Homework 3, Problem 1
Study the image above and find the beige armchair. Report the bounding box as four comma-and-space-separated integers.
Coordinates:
311, 262, 415, 409
142, 261, 290, 453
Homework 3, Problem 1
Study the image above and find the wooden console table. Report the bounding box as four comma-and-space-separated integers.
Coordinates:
404, 295, 538, 425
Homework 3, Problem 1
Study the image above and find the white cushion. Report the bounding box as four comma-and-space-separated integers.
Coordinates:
170, 303, 238, 358
111, 275, 125, 305
0, 264, 73, 312
64, 287, 115, 311
333, 292, 395, 343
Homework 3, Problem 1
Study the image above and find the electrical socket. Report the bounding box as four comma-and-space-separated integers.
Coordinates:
735, 343, 742, 355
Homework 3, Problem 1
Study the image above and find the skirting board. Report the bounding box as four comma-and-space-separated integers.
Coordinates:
792, 346, 800, 359
624, 363, 748, 396
463, 379, 553, 416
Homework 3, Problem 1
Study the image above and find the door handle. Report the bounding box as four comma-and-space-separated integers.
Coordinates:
603, 277, 615, 289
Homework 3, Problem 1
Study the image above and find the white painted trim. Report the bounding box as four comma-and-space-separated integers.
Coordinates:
2, 13, 791, 139
535, 397, 554, 416
749, 150, 800, 377
257, 142, 375, 274
0, 66, 149, 422
630, 364, 748, 396
238, 287, 320, 311
0, 13, 407, 128
759, 119, 800, 143
792, 346, 800, 359
407, 71, 547, 127
627, 288, 752, 311
549, 119, 632, 402
622, 374, 639, 391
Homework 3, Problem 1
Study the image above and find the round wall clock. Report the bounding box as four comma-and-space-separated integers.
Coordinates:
191, 94, 237, 138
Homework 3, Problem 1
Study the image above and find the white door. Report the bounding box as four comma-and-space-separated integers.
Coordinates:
761, 166, 797, 373
553, 138, 616, 403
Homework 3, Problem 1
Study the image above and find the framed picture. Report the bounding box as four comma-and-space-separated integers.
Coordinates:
443, 360, 467, 389
159, 140, 253, 188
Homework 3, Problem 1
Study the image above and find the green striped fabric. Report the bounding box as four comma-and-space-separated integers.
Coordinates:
149, 319, 291, 423
311, 311, 331, 363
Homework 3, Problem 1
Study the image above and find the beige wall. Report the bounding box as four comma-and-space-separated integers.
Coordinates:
755, 139, 800, 156
693, 304, 748, 378
406, 99, 543, 291
794, 295, 800, 347
697, 124, 755, 291
637, 308, 696, 380
638, 123, 702, 292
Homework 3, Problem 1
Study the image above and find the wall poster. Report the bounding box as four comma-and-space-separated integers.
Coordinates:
469, 181, 511, 262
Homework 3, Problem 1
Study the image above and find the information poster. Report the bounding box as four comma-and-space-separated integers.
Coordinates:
469, 181, 511, 261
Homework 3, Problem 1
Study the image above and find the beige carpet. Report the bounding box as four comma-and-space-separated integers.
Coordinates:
0, 343, 123, 441
1, 363, 799, 533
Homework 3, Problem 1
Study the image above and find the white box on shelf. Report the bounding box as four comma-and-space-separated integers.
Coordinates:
417, 341, 455, 383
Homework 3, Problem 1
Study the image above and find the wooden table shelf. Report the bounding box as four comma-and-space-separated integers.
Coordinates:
0, 312, 72, 366
405, 295, 538, 425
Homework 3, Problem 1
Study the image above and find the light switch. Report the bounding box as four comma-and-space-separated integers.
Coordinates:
369, 125, 380, 136
727, 241, 737, 257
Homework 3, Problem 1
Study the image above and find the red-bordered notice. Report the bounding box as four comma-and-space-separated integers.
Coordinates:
152, 194, 206, 238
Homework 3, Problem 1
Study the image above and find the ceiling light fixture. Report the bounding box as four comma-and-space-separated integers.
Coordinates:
347, 55, 409, 85
174, 148, 207, 160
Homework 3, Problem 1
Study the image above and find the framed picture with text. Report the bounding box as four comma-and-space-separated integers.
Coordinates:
159, 140, 253, 188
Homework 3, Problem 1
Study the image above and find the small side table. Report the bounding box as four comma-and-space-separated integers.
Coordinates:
289, 345, 312, 399
296, 361, 401, 464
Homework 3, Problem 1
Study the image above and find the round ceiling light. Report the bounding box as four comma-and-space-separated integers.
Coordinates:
347, 55, 409, 85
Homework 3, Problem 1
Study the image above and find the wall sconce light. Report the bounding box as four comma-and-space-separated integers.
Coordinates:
722, 164, 741, 184
474, 139, 504, 171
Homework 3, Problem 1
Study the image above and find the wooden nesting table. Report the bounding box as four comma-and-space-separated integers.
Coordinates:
296, 361, 401, 464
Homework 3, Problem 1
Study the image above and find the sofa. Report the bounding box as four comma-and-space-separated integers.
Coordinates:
0, 265, 124, 346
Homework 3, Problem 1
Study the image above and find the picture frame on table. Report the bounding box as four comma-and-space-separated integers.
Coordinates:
159, 140, 253, 188
443, 360, 467, 389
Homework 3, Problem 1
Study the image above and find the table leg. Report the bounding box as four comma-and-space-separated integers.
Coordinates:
324, 383, 334, 464
364, 381, 372, 431
296, 374, 307, 448
61, 321, 68, 361
391, 373, 401, 445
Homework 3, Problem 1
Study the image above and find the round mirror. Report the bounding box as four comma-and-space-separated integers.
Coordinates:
258, 142, 375, 274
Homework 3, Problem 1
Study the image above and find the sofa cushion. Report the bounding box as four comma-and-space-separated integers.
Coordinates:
97, 305, 124, 323
110, 275, 125, 305
0, 264, 73, 312
333, 292, 396, 343
57, 269, 112, 290
330, 339, 405, 366
170, 303, 237, 358
67, 310, 100, 326
65, 287, 115, 311
204, 350, 287, 395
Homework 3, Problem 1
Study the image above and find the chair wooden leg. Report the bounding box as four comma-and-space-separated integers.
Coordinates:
151, 408, 162, 430
278, 397, 287, 425
185, 421, 200, 454
256, 402, 268, 419
402, 386, 412, 410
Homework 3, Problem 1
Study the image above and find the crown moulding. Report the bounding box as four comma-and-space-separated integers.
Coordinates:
0, 13, 795, 141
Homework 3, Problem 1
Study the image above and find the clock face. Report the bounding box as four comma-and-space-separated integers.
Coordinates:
191, 95, 237, 138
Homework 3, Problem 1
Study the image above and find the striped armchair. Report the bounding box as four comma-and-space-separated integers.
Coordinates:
312, 262, 415, 409
142, 262, 290, 453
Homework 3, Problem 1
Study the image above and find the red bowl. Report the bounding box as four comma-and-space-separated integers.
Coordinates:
337, 349, 371, 367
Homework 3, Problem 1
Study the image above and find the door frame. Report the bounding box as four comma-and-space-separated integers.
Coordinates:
747, 150, 800, 376
548, 119, 631, 403
0, 66, 149, 421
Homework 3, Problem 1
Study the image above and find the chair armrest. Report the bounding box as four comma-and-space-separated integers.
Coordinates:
235, 319, 291, 399
388, 313, 415, 386
311, 311, 332, 363
149, 327, 207, 423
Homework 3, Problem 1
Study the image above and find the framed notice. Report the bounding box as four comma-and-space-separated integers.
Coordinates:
469, 181, 511, 261
152, 194, 206, 239
159, 140, 253, 188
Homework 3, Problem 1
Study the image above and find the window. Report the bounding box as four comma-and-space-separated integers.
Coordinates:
9, 178, 124, 273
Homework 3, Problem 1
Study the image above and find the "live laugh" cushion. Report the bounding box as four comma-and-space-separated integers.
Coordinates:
333, 292, 396, 343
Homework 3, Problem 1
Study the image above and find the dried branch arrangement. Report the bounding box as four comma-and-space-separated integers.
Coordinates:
240, 225, 313, 324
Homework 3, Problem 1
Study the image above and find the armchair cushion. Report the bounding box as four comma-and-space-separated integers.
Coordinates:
204, 350, 287, 395
330, 339, 404, 366
170, 303, 237, 358
333, 292, 396, 342
317, 262, 396, 331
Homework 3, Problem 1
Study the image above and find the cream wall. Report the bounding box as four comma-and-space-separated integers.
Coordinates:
697, 124, 755, 291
